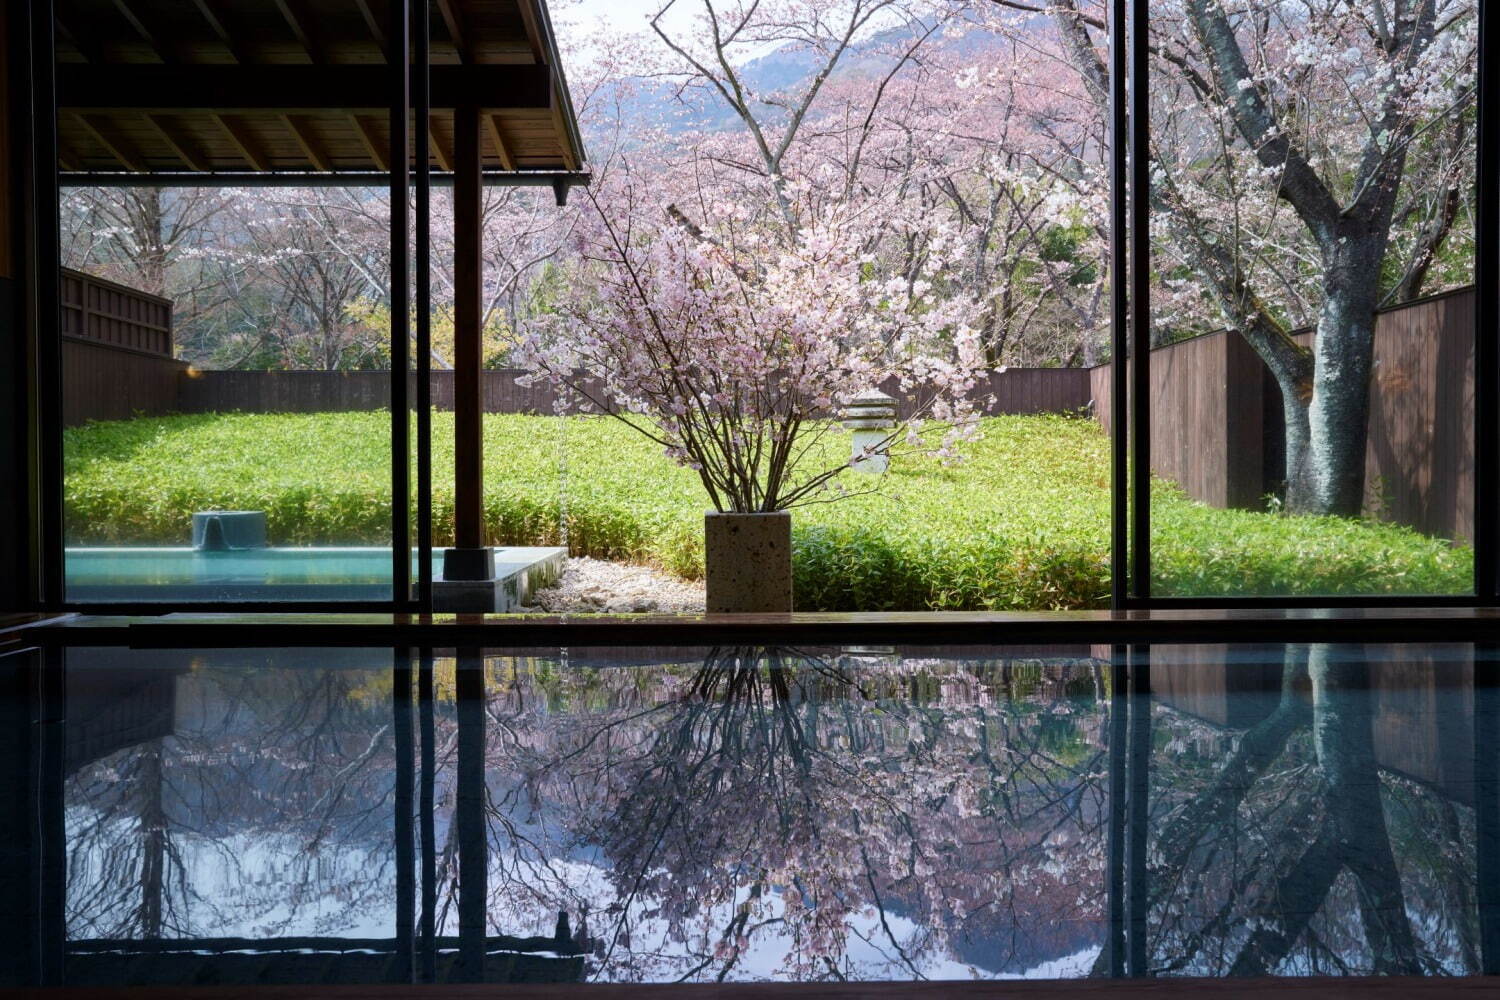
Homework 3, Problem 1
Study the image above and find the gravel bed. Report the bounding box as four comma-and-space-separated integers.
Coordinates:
524, 556, 705, 614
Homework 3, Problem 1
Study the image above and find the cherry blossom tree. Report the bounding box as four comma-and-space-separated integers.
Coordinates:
60, 185, 239, 353
988, 0, 1478, 515
630, 0, 1108, 367
517, 174, 984, 512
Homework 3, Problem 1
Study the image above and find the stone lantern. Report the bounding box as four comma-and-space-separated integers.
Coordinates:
842, 388, 897, 474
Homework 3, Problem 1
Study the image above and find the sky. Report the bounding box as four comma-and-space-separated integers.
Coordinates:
561, 0, 695, 49
560, 0, 792, 70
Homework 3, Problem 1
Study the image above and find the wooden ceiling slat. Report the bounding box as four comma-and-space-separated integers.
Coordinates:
183, 0, 271, 153
512, 0, 545, 63
350, 114, 389, 170
429, 125, 453, 172
484, 113, 514, 171
60, 64, 551, 111
271, 0, 324, 63
433, 0, 471, 62
143, 114, 210, 170
217, 113, 272, 170
351, 0, 387, 51
281, 114, 332, 170
71, 113, 146, 171
109, 0, 172, 61
57, 143, 83, 172
54, 0, 585, 177
188, 0, 251, 63
55, 18, 106, 64
548, 83, 576, 171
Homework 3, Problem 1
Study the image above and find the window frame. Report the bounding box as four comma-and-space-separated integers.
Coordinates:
15, 0, 1499, 615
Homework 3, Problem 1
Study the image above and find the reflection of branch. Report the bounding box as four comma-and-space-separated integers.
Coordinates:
861, 844, 925, 980
1153, 651, 1310, 879
1152, 645, 1433, 976
1228, 823, 1343, 975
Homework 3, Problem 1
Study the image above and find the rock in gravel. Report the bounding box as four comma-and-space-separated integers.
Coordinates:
526, 557, 704, 614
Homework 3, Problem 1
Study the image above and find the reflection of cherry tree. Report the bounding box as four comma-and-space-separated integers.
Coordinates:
468, 649, 1110, 981
1148, 644, 1477, 976
62, 647, 1484, 982
65, 662, 400, 941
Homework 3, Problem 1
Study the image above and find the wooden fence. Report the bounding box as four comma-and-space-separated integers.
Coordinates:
77, 360, 1091, 430
1090, 330, 1268, 510
60, 268, 188, 426
1091, 287, 1475, 540
158, 367, 1096, 422
62, 268, 173, 357
63, 339, 188, 427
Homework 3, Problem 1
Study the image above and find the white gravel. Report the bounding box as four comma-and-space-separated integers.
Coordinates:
524, 557, 705, 614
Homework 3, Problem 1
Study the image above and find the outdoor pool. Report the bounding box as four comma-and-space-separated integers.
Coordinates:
63, 546, 566, 603
7, 637, 1498, 986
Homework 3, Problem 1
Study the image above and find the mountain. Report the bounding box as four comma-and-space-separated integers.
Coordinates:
588, 14, 1016, 143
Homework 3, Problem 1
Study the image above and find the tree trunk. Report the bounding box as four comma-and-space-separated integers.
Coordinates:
1307, 644, 1423, 975
1303, 243, 1383, 517
137, 738, 166, 939
1274, 367, 1314, 513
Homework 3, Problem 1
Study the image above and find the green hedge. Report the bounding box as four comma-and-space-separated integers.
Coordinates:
64, 411, 1472, 608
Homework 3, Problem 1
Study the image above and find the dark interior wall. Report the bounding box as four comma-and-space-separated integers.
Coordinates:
1, 0, 32, 611
0, 650, 42, 987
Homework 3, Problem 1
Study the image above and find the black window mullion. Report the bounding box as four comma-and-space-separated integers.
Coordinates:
390, 0, 412, 609
1109, 0, 1129, 610
414, 0, 433, 612
31, 0, 63, 611
1128, 0, 1151, 603
1477, 1, 1498, 602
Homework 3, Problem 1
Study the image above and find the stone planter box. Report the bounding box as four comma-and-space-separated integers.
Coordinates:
704, 511, 792, 613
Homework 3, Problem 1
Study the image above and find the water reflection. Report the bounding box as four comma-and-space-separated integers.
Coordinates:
61, 650, 409, 984
477, 648, 1109, 981
1149, 643, 1478, 977
6, 641, 1493, 984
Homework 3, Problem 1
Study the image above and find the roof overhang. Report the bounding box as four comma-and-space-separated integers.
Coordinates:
53, 0, 589, 194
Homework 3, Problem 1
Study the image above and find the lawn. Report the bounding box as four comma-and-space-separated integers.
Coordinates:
64, 411, 1473, 609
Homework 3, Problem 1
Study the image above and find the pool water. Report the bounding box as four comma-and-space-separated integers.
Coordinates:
9, 641, 1499, 985
63, 546, 413, 601
63, 546, 565, 602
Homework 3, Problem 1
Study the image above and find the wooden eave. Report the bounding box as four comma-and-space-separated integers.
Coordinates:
53, 0, 588, 182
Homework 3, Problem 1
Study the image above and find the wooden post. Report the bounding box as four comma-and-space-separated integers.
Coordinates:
452, 104, 483, 552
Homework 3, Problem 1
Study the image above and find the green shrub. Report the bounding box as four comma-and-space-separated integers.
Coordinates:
64, 410, 1473, 608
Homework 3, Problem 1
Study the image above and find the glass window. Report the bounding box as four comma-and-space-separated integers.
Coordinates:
1144, 0, 1478, 598
60, 186, 399, 602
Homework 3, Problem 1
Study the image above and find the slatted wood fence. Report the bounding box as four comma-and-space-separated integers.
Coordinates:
1091, 286, 1475, 540
62, 267, 173, 356
172, 367, 1094, 420
60, 268, 187, 426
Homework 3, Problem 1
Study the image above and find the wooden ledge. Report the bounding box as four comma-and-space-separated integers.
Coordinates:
17, 606, 1500, 648
7, 973, 1500, 998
